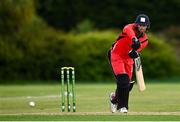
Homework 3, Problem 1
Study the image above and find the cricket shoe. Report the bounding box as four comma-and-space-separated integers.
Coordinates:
117, 107, 128, 113
109, 92, 117, 113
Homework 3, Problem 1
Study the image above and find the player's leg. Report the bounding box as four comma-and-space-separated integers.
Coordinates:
115, 73, 130, 112
107, 50, 118, 112
108, 51, 131, 113
109, 92, 117, 113
110, 53, 130, 113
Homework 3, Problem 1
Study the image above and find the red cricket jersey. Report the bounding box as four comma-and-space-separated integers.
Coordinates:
111, 23, 148, 60
110, 23, 148, 78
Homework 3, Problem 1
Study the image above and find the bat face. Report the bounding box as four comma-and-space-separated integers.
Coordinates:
134, 57, 146, 92
134, 57, 141, 71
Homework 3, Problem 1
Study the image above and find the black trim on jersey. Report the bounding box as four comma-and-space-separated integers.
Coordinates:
141, 39, 148, 44
112, 35, 126, 48
116, 36, 125, 41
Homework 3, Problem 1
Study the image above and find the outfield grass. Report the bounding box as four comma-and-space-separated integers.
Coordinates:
1, 115, 180, 121
0, 80, 180, 121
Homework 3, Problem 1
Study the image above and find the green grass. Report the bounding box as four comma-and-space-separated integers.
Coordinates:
1, 115, 180, 121
0, 81, 180, 121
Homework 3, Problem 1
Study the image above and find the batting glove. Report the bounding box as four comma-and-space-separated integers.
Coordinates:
131, 38, 140, 50
128, 50, 139, 59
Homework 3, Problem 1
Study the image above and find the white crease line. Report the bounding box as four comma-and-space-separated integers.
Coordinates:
0, 95, 60, 100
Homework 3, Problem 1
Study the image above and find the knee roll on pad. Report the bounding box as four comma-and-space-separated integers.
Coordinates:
116, 74, 130, 88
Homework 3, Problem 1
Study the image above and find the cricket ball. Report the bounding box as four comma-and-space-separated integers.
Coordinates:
29, 101, 35, 107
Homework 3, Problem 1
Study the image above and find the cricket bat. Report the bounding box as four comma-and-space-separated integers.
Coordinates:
134, 57, 146, 92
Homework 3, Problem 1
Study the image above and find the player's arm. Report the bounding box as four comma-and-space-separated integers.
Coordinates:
129, 40, 148, 58
123, 25, 141, 50
123, 25, 136, 40
137, 39, 148, 52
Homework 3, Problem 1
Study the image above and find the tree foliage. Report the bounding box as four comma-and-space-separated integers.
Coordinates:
0, 0, 179, 83
36, 0, 180, 31
0, 0, 35, 34
0, 29, 179, 82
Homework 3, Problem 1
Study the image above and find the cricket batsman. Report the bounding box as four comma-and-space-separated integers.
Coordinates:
108, 14, 150, 113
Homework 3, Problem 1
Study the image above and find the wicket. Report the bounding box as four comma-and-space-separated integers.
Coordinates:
61, 67, 76, 112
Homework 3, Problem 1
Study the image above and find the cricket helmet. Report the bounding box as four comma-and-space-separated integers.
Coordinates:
135, 14, 150, 29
